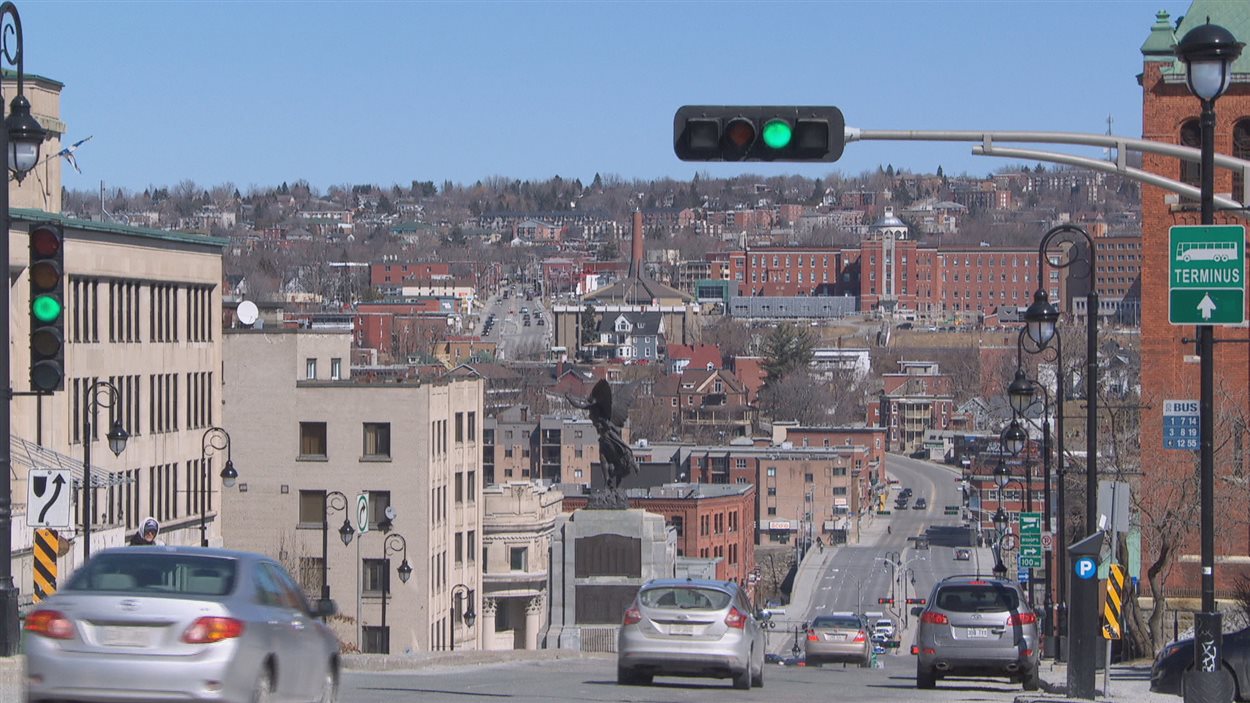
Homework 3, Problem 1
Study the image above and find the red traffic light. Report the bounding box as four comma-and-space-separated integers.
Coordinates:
877, 598, 894, 604
906, 598, 927, 605
30, 225, 61, 257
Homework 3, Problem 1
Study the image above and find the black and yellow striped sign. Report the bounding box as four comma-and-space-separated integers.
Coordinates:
1102, 563, 1125, 640
33, 528, 58, 603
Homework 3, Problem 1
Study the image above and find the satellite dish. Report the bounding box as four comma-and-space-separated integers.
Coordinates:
237, 300, 259, 327
384, 505, 397, 521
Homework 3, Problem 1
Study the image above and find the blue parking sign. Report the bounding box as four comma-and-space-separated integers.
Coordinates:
1075, 556, 1097, 580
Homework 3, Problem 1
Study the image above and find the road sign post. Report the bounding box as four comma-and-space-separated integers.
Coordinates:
1168, 225, 1245, 326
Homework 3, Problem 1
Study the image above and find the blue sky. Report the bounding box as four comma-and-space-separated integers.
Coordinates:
18, 0, 1189, 192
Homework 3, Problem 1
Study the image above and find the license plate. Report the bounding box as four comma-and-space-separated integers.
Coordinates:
669, 624, 695, 636
98, 626, 152, 648
831, 633, 846, 641
966, 627, 991, 639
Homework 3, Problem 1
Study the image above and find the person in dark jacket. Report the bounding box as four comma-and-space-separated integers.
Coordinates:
128, 517, 163, 546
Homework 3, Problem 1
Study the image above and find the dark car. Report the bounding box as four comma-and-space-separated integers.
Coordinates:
1151, 627, 1250, 696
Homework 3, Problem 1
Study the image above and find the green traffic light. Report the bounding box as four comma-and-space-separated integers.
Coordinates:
761, 119, 792, 149
32, 294, 62, 323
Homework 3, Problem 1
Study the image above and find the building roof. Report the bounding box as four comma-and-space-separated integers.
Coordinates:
12, 208, 227, 249
667, 343, 722, 369
597, 311, 664, 335
1146, 3, 1250, 76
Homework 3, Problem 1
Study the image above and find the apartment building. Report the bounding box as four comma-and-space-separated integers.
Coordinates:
481, 481, 563, 650
221, 330, 484, 653
871, 361, 957, 453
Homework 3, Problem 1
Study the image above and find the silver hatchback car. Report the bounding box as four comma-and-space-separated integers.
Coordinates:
25, 546, 341, 703
913, 575, 1040, 690
617, 578, 766, 690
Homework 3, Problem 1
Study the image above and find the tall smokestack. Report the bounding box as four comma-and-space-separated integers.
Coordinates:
630, 209, 644, 278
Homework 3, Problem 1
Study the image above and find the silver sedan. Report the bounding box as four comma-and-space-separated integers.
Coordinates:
25, 546, 340, 703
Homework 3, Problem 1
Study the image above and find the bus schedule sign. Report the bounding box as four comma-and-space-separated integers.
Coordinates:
1169, 225, 1245, 326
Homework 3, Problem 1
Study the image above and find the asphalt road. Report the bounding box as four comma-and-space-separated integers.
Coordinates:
478, 290, 550, 361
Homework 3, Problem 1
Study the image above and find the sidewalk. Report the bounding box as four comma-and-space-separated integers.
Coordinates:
1021, 659, 1176, 703
1, 655, 21, 702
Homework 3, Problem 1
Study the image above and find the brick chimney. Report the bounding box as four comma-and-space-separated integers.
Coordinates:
630, 209, 644, 278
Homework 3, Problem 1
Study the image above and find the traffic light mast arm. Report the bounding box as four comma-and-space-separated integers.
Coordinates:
846, 127, 1250, 210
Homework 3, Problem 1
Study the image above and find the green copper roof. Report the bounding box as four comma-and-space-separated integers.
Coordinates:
1141, 10, 1177, 59
1153, 0, 1250, 78
10, 208, 227, 249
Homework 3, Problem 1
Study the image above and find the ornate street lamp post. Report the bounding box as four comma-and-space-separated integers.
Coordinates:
82, 380, 130, 559
1175, 20, 1243, 703
319, 491, 353, 619
0, 0, 47, 654
449, 582, 477, 651
199, 426, 239, 547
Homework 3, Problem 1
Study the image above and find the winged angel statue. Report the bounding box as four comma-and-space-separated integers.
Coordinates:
567, 379, 640, 508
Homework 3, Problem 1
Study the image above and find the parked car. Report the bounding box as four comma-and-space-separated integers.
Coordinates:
25, 546, 341, 703
1150, 626, 1250, 696
804, 613, 871, 667
913, 575, 1040, 690
618, 579, 766, 689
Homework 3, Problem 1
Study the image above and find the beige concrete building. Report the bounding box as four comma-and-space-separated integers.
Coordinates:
221, 330, 484, 653
480, 481, 562, 649
4, 75, 228, 600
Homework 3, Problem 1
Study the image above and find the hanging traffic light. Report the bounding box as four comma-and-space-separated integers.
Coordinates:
673, 105, 845, 162
29, 221, 65, 392
877, 597, 894, 605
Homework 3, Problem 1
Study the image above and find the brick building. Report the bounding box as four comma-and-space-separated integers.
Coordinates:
562, 483, 757, 585
872, 361, 956, 453
1137, 3, 1250, 597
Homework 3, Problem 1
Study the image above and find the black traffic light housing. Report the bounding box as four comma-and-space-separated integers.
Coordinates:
906, 598, 927, 605
28, 221, 65, 392
673, 105, 845, 162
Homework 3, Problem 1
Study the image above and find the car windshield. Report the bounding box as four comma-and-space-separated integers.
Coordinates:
65, 553, 238, 597
639, 586, 732, 610
812, 616, 862, 629
936, 584, 1020, 612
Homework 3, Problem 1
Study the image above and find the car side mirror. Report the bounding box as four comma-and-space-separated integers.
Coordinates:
313, 598, 338, 618
911, 606, 923, 617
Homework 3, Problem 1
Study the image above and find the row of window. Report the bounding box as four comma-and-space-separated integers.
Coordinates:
69, 373, 203, 444
84, 459, 218, 531
68, 278, 215, 346
298, 416, 475, 460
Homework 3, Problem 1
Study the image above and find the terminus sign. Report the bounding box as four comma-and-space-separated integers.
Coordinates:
1168, 225, 1246, 326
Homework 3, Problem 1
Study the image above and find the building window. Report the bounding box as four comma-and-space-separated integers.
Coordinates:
1180, 118, 1201, 189
362, 558, 388, 595
298, 490, 326, 526
368, 491, 391, 528
767, 467, 776, 477
361, 625, 389, 654
509, 547, 528, 572
468, 412, 477, 441
299, 422, 327, 458
298, 557, 324, 598
455, 412, 464, 443
804, 473, 814, 483
330, 358, 342, 380
767, 487, 776, 496
363, 423, 391, 459
305, 358, 317, 380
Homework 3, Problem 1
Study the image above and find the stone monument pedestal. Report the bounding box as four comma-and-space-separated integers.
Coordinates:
544, 508, 675, 652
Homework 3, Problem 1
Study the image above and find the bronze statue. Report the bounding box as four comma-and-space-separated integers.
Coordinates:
567, 379, 639, 507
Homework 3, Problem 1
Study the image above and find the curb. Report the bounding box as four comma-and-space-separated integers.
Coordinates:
342, 649, 610, 672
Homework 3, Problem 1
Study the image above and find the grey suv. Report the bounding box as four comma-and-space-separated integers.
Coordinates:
913, 575, 1040, 690
617, 578, 766, 689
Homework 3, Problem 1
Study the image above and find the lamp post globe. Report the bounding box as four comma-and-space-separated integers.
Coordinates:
993, 507, 1009, 535
397, 559, 413, 584
106, 419, 129, 457
464, 605, 477, 628
219, 460, 238, 489
5, 93, 44, 178
338, 517, 355, 546
995, 461, 1011, 491
1023, 290, 1059, 347
1008, 370, 1035, 415
1176, 22, 1244, 102
1002, 420, 1028, 456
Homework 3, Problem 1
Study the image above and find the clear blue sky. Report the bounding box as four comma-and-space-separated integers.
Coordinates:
18, 0, 1189, 193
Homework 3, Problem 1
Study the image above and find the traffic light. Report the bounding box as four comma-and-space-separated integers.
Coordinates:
29, 222, 65, 392
877, 597, 894, 605
673, 106, 845, 162
906, 598, 927, 605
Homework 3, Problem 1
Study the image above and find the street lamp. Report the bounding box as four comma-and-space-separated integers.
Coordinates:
379, 532, 409, 654
83, 380, 130, 560
319, 491, 353, 619
0, 1, 47, 655
1001, 421, 1027, 457
991, 506, 1009, 580
200, 427, 239, 547
449, 583, 477, 651
1176, 20, 1244, 703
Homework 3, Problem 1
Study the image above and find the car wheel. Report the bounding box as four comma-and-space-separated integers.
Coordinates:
917, 665, 937, 690
617, 666, 637, 686
733, 663, 752, 690
1022, 666, 1040, 691
317, 666, 339, 703
251, 666, 274, 703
